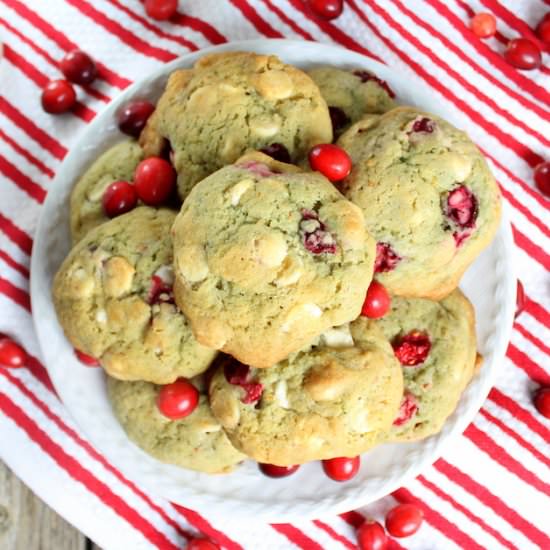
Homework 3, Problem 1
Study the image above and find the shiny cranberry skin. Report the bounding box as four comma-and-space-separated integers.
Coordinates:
515, 279, 526, 319
260, 143, 291, 163
308, 0, 343, 20
118, 100, 155, 138
322, 456, 360, 482
145, 0, 178, 20
157, 379, 199, 420
536, 13, 550, 46
308, 144, 351, 182
470, 13, 497, 38
393, 331, 431, 366
74, 349, 100, 367
357, 520, 388, 550
361, 281, 391, 319
102, 181, 138, 218
134, 157, 176, 206
534, 161, 550, 196
534, 387, 550, 419
504, 38, 542, 70
41, 80, 76, 114
385, 503, 424, 538
0, 338, 27, 368
259, 463, 300, 478
186, 538, 220, 550
60, 50, 97, 85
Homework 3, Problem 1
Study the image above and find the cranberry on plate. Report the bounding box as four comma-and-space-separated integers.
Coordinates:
385, 503, 424, 538
145, 0, 178, 21
74, 349, 100, 367
102, 181, 138, 218
307, 0, 343, 20
504, 38, 542, 70
322, 456, 360, 482
157, 379, 199, 420
134, 157, 176, 206
533, 387, 550, 419
534, 161, 550, 197
259, 463, 300, 478
308, 144, 351, 182
361, 281, 391, 319
0, 337, 27, 368
41, 80, 76, 114
186, 538, 220, 550
356, 520, 388, 550
60, 50, 97, 85
536, 13, 550, 46
470, 12, 497, 39
117, 100, 155, 138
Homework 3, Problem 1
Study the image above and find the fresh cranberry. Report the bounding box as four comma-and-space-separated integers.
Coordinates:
374, 242, 401, 273
322, 456, 360, 482
385, 503, 424, 538
41, 80, 76, 114
117, 100, 155, 138
533, 387, 550, 419
470, 12, 497, 39
60, 50, 97, 85
445, 185, 478, 231
328, 106, 351, 135
0, 338, 27, 368
74, 349, 100, 367
361, 281, 391, 319
259, 463, 300, 478
134, 157, 176, 206
157, 379, 199, 420
224, 362, 263, 404
144, 0, 178, 20
186, 538, 220, 550
299, 209, 337, 254
504, 38, 542, 70
357, 520, 388, 550
307, 0, 343, 20
102, 181, 138, 218
259, 143, 291, 163
411, 117, 435, 133
515, 279, 526, 319
393, 393, 418, 426
536, 13, 550, 46
308, 144, 351, 182
353, 70, 395, 98
393, 331, 431, 366
534, 161, 550, 196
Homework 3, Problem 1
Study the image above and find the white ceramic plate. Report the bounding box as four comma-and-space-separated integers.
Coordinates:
31, 39, 516, 522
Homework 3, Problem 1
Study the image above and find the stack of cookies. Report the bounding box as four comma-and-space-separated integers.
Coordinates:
52, 52, 501, 476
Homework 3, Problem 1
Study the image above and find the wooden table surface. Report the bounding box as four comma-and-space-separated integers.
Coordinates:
0, 460, 101, 550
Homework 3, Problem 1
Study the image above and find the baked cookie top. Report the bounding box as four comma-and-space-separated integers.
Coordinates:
53, 207, 216, 384
372, 289, 478, 442
140, 52, 332, 198
338, 106, 501, 299
172, 152, 376, 368
70, 140, 144, 244
209, 321, 403, 466
108, 376, 245, 474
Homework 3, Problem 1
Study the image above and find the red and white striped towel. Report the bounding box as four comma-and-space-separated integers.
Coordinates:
0, 1, 548, 549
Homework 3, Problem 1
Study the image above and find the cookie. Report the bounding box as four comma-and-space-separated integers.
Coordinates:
208, 321, 403, 466
172, 152, 376, 368
338, 106, 501, 299
308, 66, 395, 136
70, 140, 144, 244
140, 52, 332, 199
53, 207, 217, 384
108, 376, 246, 473
371, 289, 478, 442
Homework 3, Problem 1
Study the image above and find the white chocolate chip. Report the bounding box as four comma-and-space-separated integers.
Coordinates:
228, 179, 254, 206
281, 303, 322, 333
252, 70, 293, 100
254, 233, 287, 268
177, 245, 209, 283
95, 309, 107, 324
320, 324, 354, 348
249, 118, 280, 138
275, 380, 290, 409
274, 255, 303, 287
350, 410, 371, 433
154, 265, 174, 285
86, 175, 115, 202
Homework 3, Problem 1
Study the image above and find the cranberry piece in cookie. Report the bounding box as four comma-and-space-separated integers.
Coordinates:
374, 242, 401, 273
224, 362, 264, 404
393, 392, 418, 426
300, 209, 337, 254
353, 70, 395, 99
411, 117, 435, 134
328, 106, 351, 135
393, 331, 431, 366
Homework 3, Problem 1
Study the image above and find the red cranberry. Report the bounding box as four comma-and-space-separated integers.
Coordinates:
328, 106, 351, 135
0, 338, 27, 368
445, 185, 478, 229
41, 80, 76, 114
322, 456, 360, 482
60, 50, 97, 85
536, 13, 550, 46
534, 387, 550, 419
393, 331, 431, 366
308, 144, 351, 182
74, 349, 100, 367
102, 181, 138, 218
134, 157, 176, 206
186, 538, 220, 550
374, 242, 401, 273
515, 279, 526, 319
470, 13, 497, 39
504, 38, 542, 70
308, 0, 343, 20
353, 70, 395, 98
224, 362, 263, 404
259, 143, 291, 163
357, 520, 388, 550
259, 463, 300, 478
393, 393, 418, 426
411, 117, 435, 133
385, 503, 424, 538
361, 281, 391, 319
157, 379, 199, 420
144, 0, 178, 20
118, 100, 155, 138
534, 161, 550, 196
148, 275, 174, 305
300, 209, 337, 255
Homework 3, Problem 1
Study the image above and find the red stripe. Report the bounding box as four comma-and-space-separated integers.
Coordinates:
507, 343, 550, 385
23, 355, 56, 395
0, 128, 55, 178
171, 13, 227, 44
512, 224, 550, 273
0, 249, 30, 278
0, 154, 46, 203
418, 475, 517, 550
0, 392, 181, 550
0, 96, 67, 160
262, 0, 315, 40
229, 0, 283, 38
435, 459, 550, 547
0, 276, 31, 311
525, 295, 550, 329
3, 0, 131, 89
65, 0, 176, 63
392, 487, 486, 550
515, 322, 550, 357
271, 524, 325, 550
0, 212, 33, 255
313, 520, 356, 550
